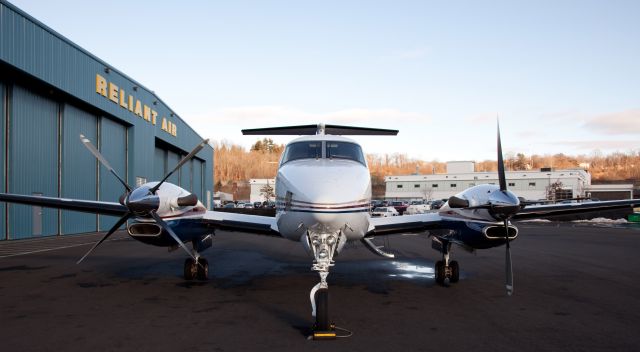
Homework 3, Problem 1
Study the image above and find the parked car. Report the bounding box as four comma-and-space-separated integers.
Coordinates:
391, 201, 409, 215
404, 204, 431, 215
371, 207, 399, 217
223, 203, 236, 208
429, 199, 445, 209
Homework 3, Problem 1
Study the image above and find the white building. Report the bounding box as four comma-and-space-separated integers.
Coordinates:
385, 161, 591, 201
249, 179, 276, 203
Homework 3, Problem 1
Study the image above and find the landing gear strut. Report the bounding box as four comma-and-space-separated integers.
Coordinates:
308, 231, 343, 340
432, 238, 460, 285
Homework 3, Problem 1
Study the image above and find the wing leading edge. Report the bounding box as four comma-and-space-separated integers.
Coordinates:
0, 193, 127, 216
514, 199, 640, 220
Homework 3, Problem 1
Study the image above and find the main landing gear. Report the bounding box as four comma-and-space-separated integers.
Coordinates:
184, 257, 208, 281
432, 237, 460, 285
307, 231, 343, 340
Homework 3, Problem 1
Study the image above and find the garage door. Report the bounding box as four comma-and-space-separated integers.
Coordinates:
61, 103, 98, 234
99, 117, 127, 231
8, 85, 59, 239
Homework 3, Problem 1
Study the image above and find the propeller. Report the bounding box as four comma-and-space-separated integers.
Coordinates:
77, 135, 209, 263
496, 120, 514, 296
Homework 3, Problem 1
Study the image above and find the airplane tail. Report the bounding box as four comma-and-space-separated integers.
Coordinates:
242, 123, 398, 136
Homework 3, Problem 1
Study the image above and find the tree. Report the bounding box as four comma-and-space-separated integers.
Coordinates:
260, 182, 275, 202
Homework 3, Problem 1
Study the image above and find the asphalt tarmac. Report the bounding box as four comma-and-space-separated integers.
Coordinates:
1, 223, 639, 351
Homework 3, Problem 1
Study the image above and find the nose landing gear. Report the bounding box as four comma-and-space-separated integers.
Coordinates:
307, 231, 342, 340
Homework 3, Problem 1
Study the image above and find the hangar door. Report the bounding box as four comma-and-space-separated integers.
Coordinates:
61, 104, 98, 234
0, 82, 5, 240
99, 118, 128, 231
8, 85, 59, 239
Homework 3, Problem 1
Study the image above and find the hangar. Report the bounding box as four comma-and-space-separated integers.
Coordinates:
0, 1, 213, 240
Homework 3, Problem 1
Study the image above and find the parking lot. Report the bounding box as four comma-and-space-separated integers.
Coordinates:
1, 223, 639, 351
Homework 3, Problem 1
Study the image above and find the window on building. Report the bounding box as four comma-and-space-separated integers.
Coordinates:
529, 182, 536, 187
508, 182, 515, 187
397, 185, 403, 189
432, 184, 438, 188
451, 184, 457, 188
469, 183, 476, 187
414, 184, 420, 188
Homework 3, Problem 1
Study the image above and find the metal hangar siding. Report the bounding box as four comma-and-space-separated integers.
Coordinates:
0, 1, 214, 240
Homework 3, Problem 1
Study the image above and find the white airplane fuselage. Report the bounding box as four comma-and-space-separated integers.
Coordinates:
273, 135, 372, 243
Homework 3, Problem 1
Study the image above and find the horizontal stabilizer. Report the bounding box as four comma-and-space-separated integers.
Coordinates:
242, 123, 398, 136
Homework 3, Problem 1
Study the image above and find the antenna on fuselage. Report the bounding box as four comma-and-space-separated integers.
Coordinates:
316, 123, 326, 135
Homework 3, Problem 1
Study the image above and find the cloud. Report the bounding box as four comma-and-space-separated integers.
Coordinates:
583, 109, 640, 134
189, 106, 431, 126
548, 139, 640, 151
465, 112, 496, 124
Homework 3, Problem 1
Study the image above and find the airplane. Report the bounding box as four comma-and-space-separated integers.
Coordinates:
1, 122, 639, 339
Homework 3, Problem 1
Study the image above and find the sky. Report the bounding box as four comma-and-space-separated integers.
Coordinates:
8, 0, 640, 162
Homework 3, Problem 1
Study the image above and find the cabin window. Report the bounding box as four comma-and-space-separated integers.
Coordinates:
326, 141, 366, 165
281, 142, 322, 164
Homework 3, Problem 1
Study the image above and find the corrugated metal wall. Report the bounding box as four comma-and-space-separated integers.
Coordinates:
193, 159, 203, 202
8, 85, 59, 239
154, 146, 166, 181
98, 117, 127, 231
180, 159, 192, 191
167, 150, 180, 185
0, 81, 5, 240
61, 103, 97, 234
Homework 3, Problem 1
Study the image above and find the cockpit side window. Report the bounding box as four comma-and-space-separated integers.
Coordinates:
326, 142, 366, 165
281, 142, 322, 164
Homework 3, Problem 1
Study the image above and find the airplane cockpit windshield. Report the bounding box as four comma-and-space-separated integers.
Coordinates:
326, 142, 366, 164
281, 142, 322, 163
281, 141, 366, 165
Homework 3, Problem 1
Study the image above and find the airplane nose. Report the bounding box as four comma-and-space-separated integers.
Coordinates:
279, 161, 371, 205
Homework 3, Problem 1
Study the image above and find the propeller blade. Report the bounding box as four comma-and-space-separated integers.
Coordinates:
150, 139, 210, 194
80, 134, 132, 193
504, 219, 514, 296
77, 213, 131, 264
496, 120, 507, 192
150, 211, 197, 261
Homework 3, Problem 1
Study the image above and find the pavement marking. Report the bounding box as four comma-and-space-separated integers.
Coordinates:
0, 232, 129, 259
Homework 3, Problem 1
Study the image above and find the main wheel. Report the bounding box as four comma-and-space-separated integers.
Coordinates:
449, 260, 459, 283
315, 288, 330, 331
184, 258, 197, 280
435, 260, 445, 285
196, 258, 209, 281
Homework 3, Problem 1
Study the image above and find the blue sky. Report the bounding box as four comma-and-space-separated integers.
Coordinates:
9, 0, 640, 161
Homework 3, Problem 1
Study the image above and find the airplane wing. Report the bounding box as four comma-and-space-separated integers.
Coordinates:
201, 211, 280, 237
367, 212, 446, 236
514, 199, 640, 219
0, 193, 127, 216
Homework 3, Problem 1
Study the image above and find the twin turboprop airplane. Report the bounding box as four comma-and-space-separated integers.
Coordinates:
1, 122, 640, 339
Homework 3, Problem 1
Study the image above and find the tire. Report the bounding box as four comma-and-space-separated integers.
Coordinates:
184, 258, 197, 280
196, 258, 209, 281
315, 288, 330, 331
435, 260, 445, 285
450, 260, 459, 283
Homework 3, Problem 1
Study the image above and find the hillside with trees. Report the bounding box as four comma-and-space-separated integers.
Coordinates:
214, 139, 640, 199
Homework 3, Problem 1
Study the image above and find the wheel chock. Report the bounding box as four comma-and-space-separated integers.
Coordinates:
311, 324, 336, 340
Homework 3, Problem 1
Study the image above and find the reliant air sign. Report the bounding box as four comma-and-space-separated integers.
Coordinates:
95, 74, 177, 137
